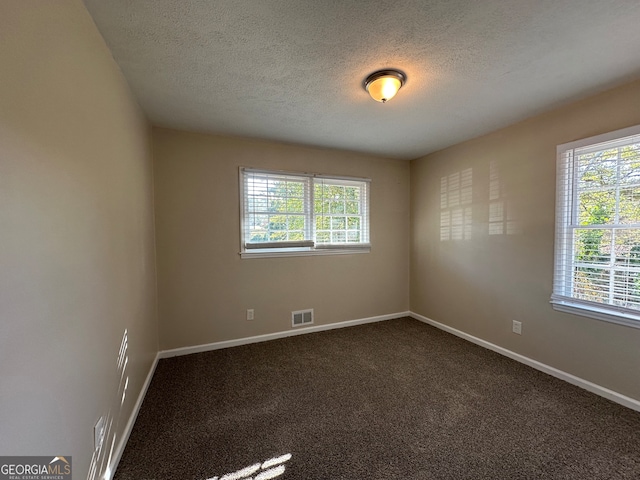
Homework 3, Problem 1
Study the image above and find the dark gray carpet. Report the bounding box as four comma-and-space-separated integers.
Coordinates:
114, 317, 640, 479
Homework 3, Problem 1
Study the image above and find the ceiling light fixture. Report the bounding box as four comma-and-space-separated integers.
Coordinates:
364, 69, 406, 103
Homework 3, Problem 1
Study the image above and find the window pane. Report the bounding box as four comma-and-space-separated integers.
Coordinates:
572, 267, 611, 303
614, 229, 640, 263
288, 215, 305, 230
332, 231, 346, 243
347, 217, 360, 230
314, 183, 327, 198
329, 185, 345, 200
270, 231, 287, 241
345, 187, 359, 201
620, 145, 640, 186
286, 198, 304, 213
268, 197, 286, 213
345, 201, 359, 214
251, 197, 268, 211
315, 199, 329, 214
331, 217, 346, 230
619, 187, 640, 224
577, 152, 617, 188
248, 214, 269, 242
316, 231, 330, 243
578, 190, 615, 226
248, 181, 267, 197
269, 215, 287, 231
288, 231, 305, 241
613, 269, 640, 310
347, 231, 360, 242
330, 201, 344, 214
574, 229, 611, 265
316, 216, 330, 230
286, 182, 304, 196
612, 229, 640, 310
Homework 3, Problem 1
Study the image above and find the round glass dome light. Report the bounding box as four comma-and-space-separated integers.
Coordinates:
364, 70, 406, 103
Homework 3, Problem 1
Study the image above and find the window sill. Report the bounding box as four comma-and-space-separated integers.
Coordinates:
240, 246, 371, 259
550, 297, 640, 329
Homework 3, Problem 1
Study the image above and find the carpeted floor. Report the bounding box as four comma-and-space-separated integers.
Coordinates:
114, 317, 640, 480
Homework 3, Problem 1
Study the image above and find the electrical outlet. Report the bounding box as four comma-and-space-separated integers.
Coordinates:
512, 320, 522, 335
246, 309, 254, 321
94, 416, 105, 451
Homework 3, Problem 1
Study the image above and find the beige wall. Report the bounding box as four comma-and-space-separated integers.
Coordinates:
410, 80, 640, 402
2, 2, 638, 476
153, 128, 410, 350
0, 2, 158, 478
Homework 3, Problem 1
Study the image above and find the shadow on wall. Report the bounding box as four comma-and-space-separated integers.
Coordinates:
489, 160, 522, 236
88, 330, 130, 480
440, 168, 473, 241
439, 162, 522, 242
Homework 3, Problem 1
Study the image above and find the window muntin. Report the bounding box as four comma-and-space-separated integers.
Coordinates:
552, 125, 640, 327
241, 168, 370, 256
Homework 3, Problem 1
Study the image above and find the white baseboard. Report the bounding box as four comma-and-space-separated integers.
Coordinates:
159, 311, 410, 358
105, 351, 160, 480
410, 311, 640, 413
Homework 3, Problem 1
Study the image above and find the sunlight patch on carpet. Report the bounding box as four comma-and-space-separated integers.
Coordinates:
206, 453, 291, 480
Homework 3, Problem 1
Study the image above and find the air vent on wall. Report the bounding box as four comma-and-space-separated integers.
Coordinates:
292, 309, 313, 327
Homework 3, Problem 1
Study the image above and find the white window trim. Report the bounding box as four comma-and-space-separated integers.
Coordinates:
239, 167, 371, 258
551, 124, 640, 329
239, 246, 371, 259
550, 295, 640, 329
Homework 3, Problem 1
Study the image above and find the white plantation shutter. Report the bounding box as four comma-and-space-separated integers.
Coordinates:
240, 168, 371, 256
552, 125, 640, 327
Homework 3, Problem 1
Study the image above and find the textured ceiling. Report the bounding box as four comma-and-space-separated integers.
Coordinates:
83, 0, 640, 160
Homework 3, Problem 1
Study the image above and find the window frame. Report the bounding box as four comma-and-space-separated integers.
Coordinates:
239, 168, 371, 258
551, 124, 640, 329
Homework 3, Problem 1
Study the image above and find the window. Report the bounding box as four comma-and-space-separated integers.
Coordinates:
552, 125, 640, 328
240, 168, 370, 257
